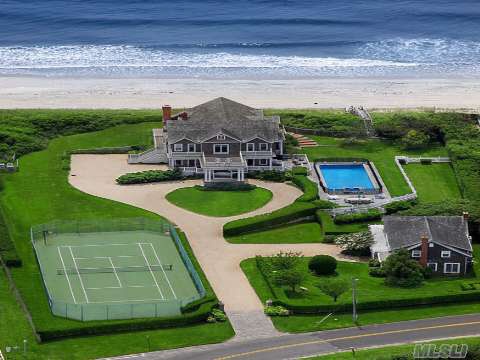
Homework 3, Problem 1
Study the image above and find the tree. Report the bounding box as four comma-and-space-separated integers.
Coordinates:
383, 249, 424, 287
271, 251, 303, 271
401, 130, 430, 150
334, 232, 374, 256
272, 268, 306, 293
317, 279, 350, 302
308, 255, 337, 275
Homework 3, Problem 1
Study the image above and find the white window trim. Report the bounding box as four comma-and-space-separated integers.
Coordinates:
216, 134, 226, 140
441, 251, 451, 258
411, 250, 421, 258
429, 243, 434, 248
444, 263, 460, 274
213, 144, 229, 154
259, 143, 269, 151
187, 143, 196, 153
427, 262, 438, 271
246, 143, 255, 152
259, 159, 269, 166
174, 143, 183, 152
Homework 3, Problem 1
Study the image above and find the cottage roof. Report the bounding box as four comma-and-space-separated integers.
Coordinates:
166, 97, 283, 143
383, 216, 472, 252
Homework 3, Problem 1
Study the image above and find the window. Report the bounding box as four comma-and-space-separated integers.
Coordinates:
411, 250, 421, 258
259, 143, 269, 151
259, 159, 268, 166
214, 144, 229, 154
441, 251, 451, 258
247, 159, 254, 166
246, 143, 255, 152
216, 134, 226, 140
429, 243, 434, 248
187, 143, 196, 152
444, 263, 460, 274
427, 263, 438, 271
174, 160, 182, 167
173, 143, 183, 152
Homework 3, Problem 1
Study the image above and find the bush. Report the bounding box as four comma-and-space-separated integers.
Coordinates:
334, 232, 374, 256
116, 168, 184, 184
308, 255, 337, 275
197, 183, 256, 191
272, 268, 307, 293
0, 206, 21, 267
333, 209, 382, 224
369, 267, 386, 278
70, 145, 145, 154
292, 175, 318, 202
312, 199, 337, 209
383, 249, 424, 288
223, 202, 317, 237
271, 251, 303, 271
291, 166, 308, 176
208, 308, 227, 322
384, 200, 417, 214
401, 130, 430, 150
248, 170, 289, 182
317, 279, 349, 302
264, 305, 290, 317
368, 258, 381, 268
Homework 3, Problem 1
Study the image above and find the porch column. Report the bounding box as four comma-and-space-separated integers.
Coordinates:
204, 169, 208, 182
237, 169, 241, 181
269, 158, 272, 170
241, 169, 245, 181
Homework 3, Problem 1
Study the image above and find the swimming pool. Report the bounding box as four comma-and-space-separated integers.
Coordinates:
316, 163, 378, 193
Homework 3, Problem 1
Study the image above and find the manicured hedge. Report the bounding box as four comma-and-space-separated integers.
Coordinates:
223, 202, 317, 237
292, 175, 318, 202
71, 145, 146, 154
271, 292, 480, 314
384, 199, 417, 214
248, 170, 289, 182
116, 169, 184, 184
316, 210, 371, 235
333, 209, 382, 224
0, 205, 21, 267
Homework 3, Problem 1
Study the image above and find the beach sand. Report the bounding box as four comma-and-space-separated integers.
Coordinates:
0, 76, 479, 110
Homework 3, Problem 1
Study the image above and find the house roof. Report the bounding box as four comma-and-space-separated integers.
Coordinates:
166, 97, 283, 143
383, 216, 472, 252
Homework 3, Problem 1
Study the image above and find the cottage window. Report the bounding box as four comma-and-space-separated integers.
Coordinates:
444, 263, 460, 274
441, 251, 451, 258
259, 143, 269, 151
259, 159, 269, 166
217, 134, 226, 140
174, 143, 183, 152
246, 143, 255, 152
187, 143, 196, 152
427, 263, 438, 271
214, 144, 229, 154
429, 243, 434, 248
411, 250, 421, 258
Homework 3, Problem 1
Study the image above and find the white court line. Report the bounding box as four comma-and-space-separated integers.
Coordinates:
68, 246, 90, 304
89, 298, 164, 304
57, 247, 77, 304
146, 242, 177, 299
108, 257, 122, 288
138, 243, 164, 300
65, 243, 133, 248
73, 255, 135, 260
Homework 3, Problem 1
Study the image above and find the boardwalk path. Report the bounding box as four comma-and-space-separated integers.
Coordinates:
69, 154, 345, 339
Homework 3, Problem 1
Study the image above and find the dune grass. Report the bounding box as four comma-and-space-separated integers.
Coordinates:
166, 186, 273, 217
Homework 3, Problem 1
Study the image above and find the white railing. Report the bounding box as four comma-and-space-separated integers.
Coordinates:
398, 156, 451, 163
241, 150, 273, 157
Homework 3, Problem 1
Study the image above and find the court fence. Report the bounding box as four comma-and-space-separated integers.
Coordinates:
31, 218, 206, 321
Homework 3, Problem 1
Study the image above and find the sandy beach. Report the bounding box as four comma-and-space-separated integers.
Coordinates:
0, 76, 479, 110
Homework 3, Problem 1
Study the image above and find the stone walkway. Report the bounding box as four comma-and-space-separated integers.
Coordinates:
69, 154, 346, 339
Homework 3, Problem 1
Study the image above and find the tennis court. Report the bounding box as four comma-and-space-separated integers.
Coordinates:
31, 218, 205, 321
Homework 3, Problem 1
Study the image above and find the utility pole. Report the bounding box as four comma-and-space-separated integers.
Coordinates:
352, 278, 359, 323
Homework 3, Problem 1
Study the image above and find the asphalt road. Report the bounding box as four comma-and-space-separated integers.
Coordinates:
103, 314, 480, 360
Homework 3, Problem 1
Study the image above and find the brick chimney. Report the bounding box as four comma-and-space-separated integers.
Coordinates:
420, 234, 428, 267
162, 105, 172, 124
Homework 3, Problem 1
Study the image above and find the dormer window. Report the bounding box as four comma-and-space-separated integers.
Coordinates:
246, 143, 255, 152
187, 143, 196, 152
174, 143, 183, 152
217, 134, 226, 140
441, 251, 451, 258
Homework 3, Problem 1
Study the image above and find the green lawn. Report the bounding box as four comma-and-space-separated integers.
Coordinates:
0, 122, 234, 358
165, 186, 273, 217
302, 137, 448, 197
226, 222, 323, 244
309, 336, 480, 359
404, 163, 462, 202
316, 211, 372, 235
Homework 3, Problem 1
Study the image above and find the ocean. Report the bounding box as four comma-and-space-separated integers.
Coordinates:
1, 0, 479, 79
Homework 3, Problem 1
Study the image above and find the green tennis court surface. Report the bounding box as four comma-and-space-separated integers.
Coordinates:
32, 219, 205, 321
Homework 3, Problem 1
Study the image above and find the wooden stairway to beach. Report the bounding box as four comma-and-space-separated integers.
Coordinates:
290, 133, 318, 147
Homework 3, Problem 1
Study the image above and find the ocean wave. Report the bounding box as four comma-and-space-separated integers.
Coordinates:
0, 45, 418, 70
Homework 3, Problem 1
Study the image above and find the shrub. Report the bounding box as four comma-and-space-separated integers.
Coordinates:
292, 175, 318, 202
116, 168, 184, 184
333, 209, 382, 224
271, 251, 303, 271
223, 202, 317, 237
264, 305, 290, 317
248, 170, 289, 182
401, 130, 430, 150
368, 258, 381, 268
384, 200, 417, 214
209, 308, 227, 322
0, 206, 21, 267
272, 268, 306, 293
291, 166, 308, 176
334, 232, 374, 256
312, 199, 337, 209
383, 249, 425, 288
369, 267, 386, 278
197, 183, 256, 191
308, 255, 337, 275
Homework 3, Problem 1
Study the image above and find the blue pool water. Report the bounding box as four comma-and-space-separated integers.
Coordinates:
318, 164, 374, 190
